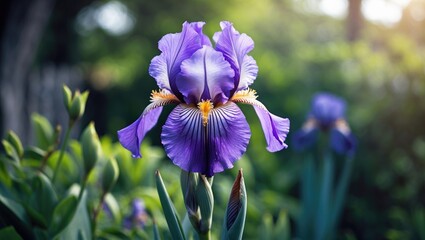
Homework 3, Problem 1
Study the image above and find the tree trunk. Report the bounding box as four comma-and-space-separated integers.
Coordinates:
346, 0, 363, 41
0, 0, 55, 141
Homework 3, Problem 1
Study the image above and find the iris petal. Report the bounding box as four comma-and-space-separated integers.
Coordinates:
189, 22, 212, 47
214, 21, 258, 91
310, 93, 346, 127
330, 128, 356, 155
253, 106, 290, 152
149, 22, 203, 95
292, 128, 319, 151
231, 89, 290, 152
177, 46, 235, 104
161, 102, 250, 176
117, 106, 163, 158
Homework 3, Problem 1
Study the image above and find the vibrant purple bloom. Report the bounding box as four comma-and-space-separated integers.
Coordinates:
118, 21, 290, 176
292, 93, 355, 155
123, 199, 148, 230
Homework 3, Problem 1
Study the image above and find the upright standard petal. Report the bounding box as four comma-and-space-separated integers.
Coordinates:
117, 106, 163, 158
232, 89, 289, 152
214, 21, 258, 92
149, 22, 202, 94
176, 46, 235, 104
161, 102, 251, 176
310, 93, 346, 128
189, 22, 212, 47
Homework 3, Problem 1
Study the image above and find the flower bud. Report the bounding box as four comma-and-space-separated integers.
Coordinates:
63, 85, 89, 123
196, 175, 214, 233
180, 170, 201, 227
81, 123, 101, 176
101, 157, 119, 193
222, 169, 247, 240
62, 85, 72, 110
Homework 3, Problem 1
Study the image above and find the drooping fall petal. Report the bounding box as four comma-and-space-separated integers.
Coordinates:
161, 102, 250, 176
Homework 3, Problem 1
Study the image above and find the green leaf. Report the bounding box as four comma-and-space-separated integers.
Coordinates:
0, 226, 23, 240
58, 190, 92, 240
6, 131, 23, 159
31, 114, 54, 150
153, 219, 161, 240
24, 204, 48, 228
0, 194, 34, 239
48, 195, 78, 238
155, 170, 185, 240
274, 211, 290, 240
29, 174, 58, 224
103, 193, 121, 223
2, 140, 19, 163
23, 147, 47, 161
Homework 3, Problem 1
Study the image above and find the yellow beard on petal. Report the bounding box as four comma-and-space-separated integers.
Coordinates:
198, 100, 214, 126
231, 88, 267, 110
142, 90, 180, 115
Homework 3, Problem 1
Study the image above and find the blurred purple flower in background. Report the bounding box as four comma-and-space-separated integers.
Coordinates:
123, 199, 148, 230
293, 93, 355, 154
118, 21, 289, 176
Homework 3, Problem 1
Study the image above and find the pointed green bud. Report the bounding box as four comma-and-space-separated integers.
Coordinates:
101, 157, 119, 193
180, 170, 201, 228
81, 123, 101, 175
6, 131, 23, 159
68, 90, 89, 122
222, 169, 247, 240
196, 175, 214, 233
62, 85, 72, 110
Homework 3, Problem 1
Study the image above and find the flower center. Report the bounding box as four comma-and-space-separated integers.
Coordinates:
198, 100, 213, 126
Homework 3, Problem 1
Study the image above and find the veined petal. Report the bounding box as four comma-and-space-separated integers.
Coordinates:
176, 46, 235, 104
149, 22, 202, 94
117, 91, 180, 158
232, 89, 289, 152
117, 107, 163, 158
161, 102, 250, 176
254, 106, 290, 152
214, 21, 258, 91
189, 22, 212, 47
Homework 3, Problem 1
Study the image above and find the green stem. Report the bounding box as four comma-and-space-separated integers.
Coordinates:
92, 190, 107, 231
78, 175, 88, 203
298, 154, 315, 239
329, 156, 353, 232
52, 123, 73, 183
315, 152, 334, 240
198, 230, 211, 240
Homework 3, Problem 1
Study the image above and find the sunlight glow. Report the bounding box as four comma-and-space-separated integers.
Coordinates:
97, 1, 134, 35
76, 1, 134, 36
319, 0, 412, 26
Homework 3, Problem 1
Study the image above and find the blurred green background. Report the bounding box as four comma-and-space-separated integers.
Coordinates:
1, 0, 425, 239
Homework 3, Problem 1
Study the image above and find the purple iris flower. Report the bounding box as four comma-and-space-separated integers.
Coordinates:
123, 199, 148, 230
117, 21, 290, 176
293, 93, 355, 155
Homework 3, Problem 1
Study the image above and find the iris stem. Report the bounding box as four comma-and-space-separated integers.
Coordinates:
314, 151, 333, 240
329, 156, 353, 232
199, 230, 211, 240
92, 190, 107, 232
52, 122, 73, 184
